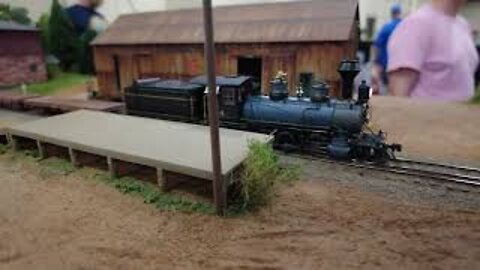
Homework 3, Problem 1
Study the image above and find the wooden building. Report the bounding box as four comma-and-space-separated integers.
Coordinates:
92, 0, 359, 99
0, 21, 47, 87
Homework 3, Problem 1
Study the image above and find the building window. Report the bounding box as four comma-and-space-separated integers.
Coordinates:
222, 88, 236, 106
29, 64, 38, 73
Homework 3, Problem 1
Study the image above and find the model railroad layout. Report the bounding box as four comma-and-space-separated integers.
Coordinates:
1, 59, 478, 190
122, 59, 480, 189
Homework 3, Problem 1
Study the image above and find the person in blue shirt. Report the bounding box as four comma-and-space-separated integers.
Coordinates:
371, 3, 403, 94
66, 0, 107, 35
65, 0, 107, 73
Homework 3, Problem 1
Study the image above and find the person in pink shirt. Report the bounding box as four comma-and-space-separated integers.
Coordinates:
387, 0, 479, 101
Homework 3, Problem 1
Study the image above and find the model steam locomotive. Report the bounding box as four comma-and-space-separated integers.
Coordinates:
125, 60, 401, 162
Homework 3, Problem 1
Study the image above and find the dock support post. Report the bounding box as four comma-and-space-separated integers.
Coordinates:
36, 140, 45, 160
107, 157, 117, 179
10, 136, 18, 151
68, 148, 79, 168
5, 133, 11, 146
157, 168, 170, 192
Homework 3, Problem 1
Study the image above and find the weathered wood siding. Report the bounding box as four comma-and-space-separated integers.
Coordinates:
94, 42, 355, 100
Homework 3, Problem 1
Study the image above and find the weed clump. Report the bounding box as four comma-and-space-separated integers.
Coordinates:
42, 158, 75, 174
0, 144, 7, 155
92, 173, 215, 214
230, 141, 300, 213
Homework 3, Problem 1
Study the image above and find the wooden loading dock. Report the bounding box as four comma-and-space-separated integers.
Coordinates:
0, 92, 124, 113
0, 109, 42, 145
6, 110, 270, 191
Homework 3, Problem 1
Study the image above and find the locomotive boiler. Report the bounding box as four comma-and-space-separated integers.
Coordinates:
124, 60, 401, 162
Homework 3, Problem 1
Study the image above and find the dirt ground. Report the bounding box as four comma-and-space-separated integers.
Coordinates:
1, 96, 480, 269
370, 96, 480, 165
1, 153, 479, 270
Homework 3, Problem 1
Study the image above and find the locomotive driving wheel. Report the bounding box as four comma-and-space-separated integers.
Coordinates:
274, 131, 298, 153
355, 145, 390, 163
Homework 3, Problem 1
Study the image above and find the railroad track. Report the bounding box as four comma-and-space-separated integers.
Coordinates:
388, 158, 480, 187
296, 151, 480, 188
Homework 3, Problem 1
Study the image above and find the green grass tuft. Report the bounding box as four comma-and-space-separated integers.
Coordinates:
26, 73, 91, 96
0, 144, 8, 155
38, 157, 76, 179
472, 86, 480, 104
473, 94, 480, 104
91, 173, 215, 214
229, 140, 301, 213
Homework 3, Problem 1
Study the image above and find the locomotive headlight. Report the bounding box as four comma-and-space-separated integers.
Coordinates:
357, 80, 371, 104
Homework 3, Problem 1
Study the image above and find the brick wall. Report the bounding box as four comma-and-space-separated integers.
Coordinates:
0, 54, 47, 87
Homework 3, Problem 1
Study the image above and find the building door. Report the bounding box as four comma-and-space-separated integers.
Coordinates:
113, 55, 121, 93
118, 55, 135, 94
237, 57, 262, 95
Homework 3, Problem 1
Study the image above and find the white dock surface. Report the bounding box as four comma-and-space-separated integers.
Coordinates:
7, 110, 270, 180
0, 109, 43, 135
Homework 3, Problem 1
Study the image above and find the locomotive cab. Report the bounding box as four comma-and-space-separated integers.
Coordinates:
190, 75, 252, 122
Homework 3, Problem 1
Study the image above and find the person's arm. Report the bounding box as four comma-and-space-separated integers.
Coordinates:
372, 28, 387, 65
387, 16, 430, 96
388, 68, 420, 97
371, 27, 388, 93
371, 65, 383, 95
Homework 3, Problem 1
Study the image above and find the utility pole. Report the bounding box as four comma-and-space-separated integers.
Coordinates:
202, 0, 226, 215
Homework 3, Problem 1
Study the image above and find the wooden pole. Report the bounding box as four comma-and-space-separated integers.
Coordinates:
202, 0, 226, 215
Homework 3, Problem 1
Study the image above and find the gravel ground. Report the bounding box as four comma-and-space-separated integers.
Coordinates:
282, 155, 480, 210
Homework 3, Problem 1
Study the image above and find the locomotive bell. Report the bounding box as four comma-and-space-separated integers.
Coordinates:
310, 81, 330, 103
338, 59, 360, 100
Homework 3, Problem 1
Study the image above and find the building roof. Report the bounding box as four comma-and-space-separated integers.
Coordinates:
92, 0, 358, 46
190, 75, 251, 87
0, 20, 37, 32
135, 79, 205, 92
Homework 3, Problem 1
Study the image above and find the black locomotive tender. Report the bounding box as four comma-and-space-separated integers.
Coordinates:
125, 60, 401, 161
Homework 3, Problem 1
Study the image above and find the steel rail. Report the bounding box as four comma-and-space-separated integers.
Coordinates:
383, 163, 480, 187
393, 158, 480, 174
291, 152, 480, 188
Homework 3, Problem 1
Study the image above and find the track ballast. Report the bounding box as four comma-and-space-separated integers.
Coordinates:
297, 151, 480, 188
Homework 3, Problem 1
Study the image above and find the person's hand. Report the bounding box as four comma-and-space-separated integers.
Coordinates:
371, 64, 382, 95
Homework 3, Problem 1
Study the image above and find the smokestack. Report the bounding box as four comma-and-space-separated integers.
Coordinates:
338, 59, 360, 100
